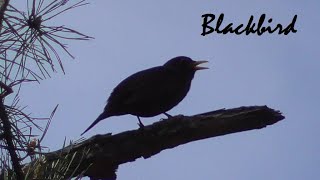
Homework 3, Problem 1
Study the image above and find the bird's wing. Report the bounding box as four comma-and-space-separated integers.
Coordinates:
108, 67, 170, 107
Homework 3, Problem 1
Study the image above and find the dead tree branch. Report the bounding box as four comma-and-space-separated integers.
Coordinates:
25, 105, 284, 179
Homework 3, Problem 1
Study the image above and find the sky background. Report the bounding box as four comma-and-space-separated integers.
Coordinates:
8, 0, 319, 180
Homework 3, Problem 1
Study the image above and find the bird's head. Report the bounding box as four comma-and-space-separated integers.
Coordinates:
163, 56, 208, 78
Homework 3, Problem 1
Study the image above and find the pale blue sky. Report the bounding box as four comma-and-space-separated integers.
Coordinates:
10, 0, 320, 179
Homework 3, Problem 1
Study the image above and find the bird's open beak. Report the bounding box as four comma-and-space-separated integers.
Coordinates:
193, 60, 209, 70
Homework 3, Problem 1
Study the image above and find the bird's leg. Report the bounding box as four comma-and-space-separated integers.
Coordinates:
163, 112, 173, 118
137, 116, 145, 128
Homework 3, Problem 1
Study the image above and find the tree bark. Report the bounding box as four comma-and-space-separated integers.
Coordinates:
27, 106, 285, 179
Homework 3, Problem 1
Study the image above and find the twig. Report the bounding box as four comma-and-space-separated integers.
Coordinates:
0, 0, 10, 32
0, 81, 13, 98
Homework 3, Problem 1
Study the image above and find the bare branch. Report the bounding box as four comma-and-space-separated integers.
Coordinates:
0, 81, 13, 98
0, 0, 10, 32
26, 106, 284, 179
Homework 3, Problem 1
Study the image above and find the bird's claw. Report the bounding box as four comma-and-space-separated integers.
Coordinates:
138, 122, 145, 129
163, 112, 173, 118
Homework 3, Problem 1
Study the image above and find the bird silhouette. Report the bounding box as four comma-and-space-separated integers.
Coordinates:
81, 56, 208, 135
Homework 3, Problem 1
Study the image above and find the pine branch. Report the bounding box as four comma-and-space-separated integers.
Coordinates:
0, 100, 24, 179
1, 1, 25, 179
25, 105, 284, 179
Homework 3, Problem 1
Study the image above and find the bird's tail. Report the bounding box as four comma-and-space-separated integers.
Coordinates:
81, 112, 111, 136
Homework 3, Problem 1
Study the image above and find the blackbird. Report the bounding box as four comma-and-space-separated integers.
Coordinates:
81, 56, 208, 135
